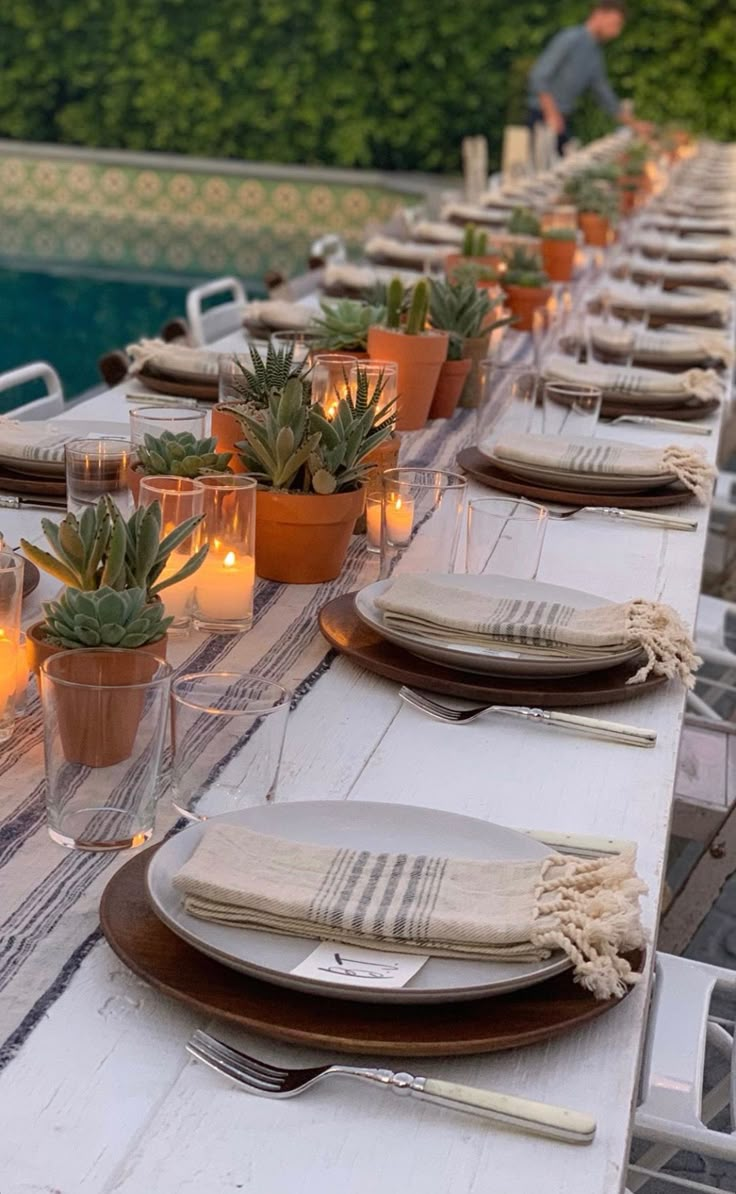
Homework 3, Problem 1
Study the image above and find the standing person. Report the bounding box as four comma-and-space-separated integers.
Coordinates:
527, 1, 648, 153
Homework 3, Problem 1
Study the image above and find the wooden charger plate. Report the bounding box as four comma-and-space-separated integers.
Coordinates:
22, 558, 40, 599
456, 447, 695, 510
319, 592, 666, 706
100, 848, 639, 1057
601, 397, 720, 422
0, 468, 66, 498
137, 369, 218, 402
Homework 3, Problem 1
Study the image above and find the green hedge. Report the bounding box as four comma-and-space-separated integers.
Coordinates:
0, 0, 734, 173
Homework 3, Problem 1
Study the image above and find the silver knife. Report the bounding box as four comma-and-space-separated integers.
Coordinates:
0, 494, 67, 511
610, 415, 713, 436
586, 506, 698, 531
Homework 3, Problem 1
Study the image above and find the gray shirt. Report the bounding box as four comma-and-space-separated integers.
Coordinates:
528, 25, 620, 118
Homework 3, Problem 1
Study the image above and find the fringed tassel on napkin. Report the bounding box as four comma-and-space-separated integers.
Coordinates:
662, 444, 716, 503
623, 598, 701, 687
679, 370, 724, 404
532, 850, 647, 1000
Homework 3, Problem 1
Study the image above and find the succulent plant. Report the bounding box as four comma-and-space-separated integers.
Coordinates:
503, 247, 549, 288
222, 342, 309, 409
134, 430, 232, 479
542, 226, 577, 241
563, 171, 618, 219
450, 261, 498, 287
20, 495, 207, 598
42, 586, 172, 649
236, 371, 396, 495
404, 278, 430, 335
508, 207, 541, 237
385, 277, 405, 329
461, 224, 488, 257
311, 298, 387, 352
429, 281, 512, 359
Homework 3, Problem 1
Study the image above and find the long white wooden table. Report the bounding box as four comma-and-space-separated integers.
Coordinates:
0, 323, 727, 1194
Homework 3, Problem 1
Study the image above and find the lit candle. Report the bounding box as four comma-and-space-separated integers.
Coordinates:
366, 499, 382, 549
195, 549, 255, 623
157, 551, 196, 621
385, 496, 415, 545
0, 630, 17, 734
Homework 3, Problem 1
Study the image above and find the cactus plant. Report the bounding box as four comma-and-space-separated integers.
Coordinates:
385, 277, 405, 330
461, 224, 488, 257
508, 207, 541, 237
311, 298, 386, 352
134, 430, 232, 479
20, 495, 207, 598
542, 227, 577, 241
503, 247, 549, 288
405, 278, 429, 335
42, 586, 172, 649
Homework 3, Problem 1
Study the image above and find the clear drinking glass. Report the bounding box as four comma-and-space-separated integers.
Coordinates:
171, 671, 291, 820
347, 360, 398, 417
466, 498, 548, 580
0, 550, 24, 742
219, 354, 254, 405
476, 362, 539, 448
192, 475, 257, 633
270, 329, 322, 365
542, 381, 602, 437
65, 437, 134, 516
40, 649, 171, 850
138, 477, 205, 630
379, 468, 467, 579
310, 353, 357, 417
129, 405, 208, 445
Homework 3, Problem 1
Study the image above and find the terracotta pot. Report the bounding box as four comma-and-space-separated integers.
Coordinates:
541, 238, 576, 283
504, 284, 553, 333
578, 213, 611, 248
254, 486, 366, 584
211, 406, 248, 474
127, 461, 142, 505
366, 326, 449, 431
459, 333, 491, 408
32, 632, 169, 768
429, 358, 472, 419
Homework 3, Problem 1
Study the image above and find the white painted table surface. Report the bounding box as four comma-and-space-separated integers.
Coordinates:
0, 322, 728, 1194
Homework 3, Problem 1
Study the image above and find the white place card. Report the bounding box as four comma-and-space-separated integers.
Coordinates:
290, 942, 429, 989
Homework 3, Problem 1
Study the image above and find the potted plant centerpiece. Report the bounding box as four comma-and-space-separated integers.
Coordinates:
540, 227, 577, 282
564, 170, 618, 247
445, 224, 503, 293
617, 141, 651, 213
507, 207, 542, 239
235, 369, 396, 583
366, 278, 448, 430
501, 248, 553, 332
310, 298, 386, 359
212, 343, 309, 470
128, 430, 232, 502
428, 280, 512, 417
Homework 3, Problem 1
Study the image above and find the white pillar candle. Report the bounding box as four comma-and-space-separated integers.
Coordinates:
385, 496, 415, 546
195, 550, 255, 622
365, 500, 382, 549
157, 551, 196, 621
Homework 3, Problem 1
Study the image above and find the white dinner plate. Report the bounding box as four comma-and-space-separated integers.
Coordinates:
0, 421, 131, 476
485, 455, 681, 494
146, 802, 570, 1005
354, 575, 642, 678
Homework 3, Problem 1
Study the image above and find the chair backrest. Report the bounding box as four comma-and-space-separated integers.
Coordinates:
185, 276, 248, 346
0, 361, 64, 420
501, 126, 531, 183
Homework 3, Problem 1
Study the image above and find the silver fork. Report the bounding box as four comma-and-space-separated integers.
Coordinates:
399, 687, 657, 748
547, 504, 698, 532
610, 415, 712, 436
187, 1030, 596, 1145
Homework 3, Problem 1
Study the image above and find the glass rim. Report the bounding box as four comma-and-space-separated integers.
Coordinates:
138, 475, 206, 495
478, 358, 540, 374
543, 380, 602, 397
469, 497, 549, 520
270, 329, 322, 342
64, 436, 133, 455
171, 669, 291, 716
198, 474, 258, 491
312, 351, 358, 362
129, 406, 206, 422
0, 549, 25, 571
381, 467, 467, 491
41, 648, 172, 690
348, 359, 398, 372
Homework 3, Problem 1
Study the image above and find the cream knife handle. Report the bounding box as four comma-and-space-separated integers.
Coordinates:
593, 507, 697, 530
500, 706, 657, 747
415, 1078, 596, 1144
629, 416, 712, 435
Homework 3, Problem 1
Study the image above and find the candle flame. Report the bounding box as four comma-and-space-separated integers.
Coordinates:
394, 497, 402, 511
224, 551, 236, 568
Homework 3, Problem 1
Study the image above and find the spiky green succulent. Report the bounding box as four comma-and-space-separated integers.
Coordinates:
236, 372, 396, 495
134, 430, 231, 479
429, 281, 496, 359
508, 207, 541, 237
504, 246, 549, 288
223, 343, 309, 409
20, 495, 207, 598
43, 586, 171, 649
563, 171, 618, 219
311, 298, 386, 352
542, 227, 577, 241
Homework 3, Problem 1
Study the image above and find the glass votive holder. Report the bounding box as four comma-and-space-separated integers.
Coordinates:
65, 437, 134, 517
476, 361, 539, 449
348, 360, 398, 417
138, 477, 205, 631
192, 475, 257, 633
0, 550, 25, 742
129, 405, 208, 446
310, 353, 356, 418
466, 498, 548, 580
379, 468, 467, 580
542, 381, 602, 437
170, 670, 291, 820
40, 649, 172, 850
218, 353, 254, 405
270, 329, 322, 366
14, 631, 30, 717
365, 492, 382, 554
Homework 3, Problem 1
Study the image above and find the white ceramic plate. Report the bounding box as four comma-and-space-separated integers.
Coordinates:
0, 421, 131, 477
146, 801, 570, 1005
355, 574, 642, 678
482, 452, 680, 494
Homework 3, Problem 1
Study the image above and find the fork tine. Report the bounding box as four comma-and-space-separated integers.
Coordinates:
400, 688, 464, 721
190, 1030, 288, 1078
188, 1039, 283, 1092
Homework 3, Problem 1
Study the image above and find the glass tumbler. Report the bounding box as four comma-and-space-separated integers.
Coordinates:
347, 360, 398, 417
270, 329, 322, 366
476, 362, 539, 448
40, 649, 171, 850
0, 550, 24, 742
65, 437, 134, 517
542, 381, 602, 437
171, 671, 291, 819
466, 498, 548, 580
138, 477, 205, 630
192, 475, 257, 633
379, 468, 467, 579
310, 353, 357, 418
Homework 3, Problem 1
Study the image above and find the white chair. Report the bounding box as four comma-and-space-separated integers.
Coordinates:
0, 361, 64, 420
628, 953, 736, 1192
185, 276, 248, 346
501, 125, 531, 183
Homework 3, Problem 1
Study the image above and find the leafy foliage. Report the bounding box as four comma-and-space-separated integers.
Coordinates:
1, 1, 730, 171
311, 298, 386, 352
504, 247, 549, 288
429, 280, 496, 359
43, 586, 172, 648
508, 208, 541, 237
135, 430, 232, 478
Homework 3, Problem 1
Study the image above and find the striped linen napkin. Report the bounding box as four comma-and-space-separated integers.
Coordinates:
642, 214, 736, 236
241, 299, 313, 331
582, 320, 733, 367
0, 417, 83, 469
629, 233, 736, 261
364, 236, 457, 265
174, 821, 647, 999
491, 431, 715, 503
126, 339, 220, 377
592, 280, 732, 325
541, 352, 723, 406
618, 255, 736, 289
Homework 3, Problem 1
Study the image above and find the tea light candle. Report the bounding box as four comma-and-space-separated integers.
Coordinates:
195, 549, 255, 622
0, 630, 17, 727
157, 551, 196, 621
366, 499, 382, 549
385, 496, 414, 545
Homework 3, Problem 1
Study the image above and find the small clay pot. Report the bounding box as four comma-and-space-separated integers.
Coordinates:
541, 238, 576, 283
254, 486, 366, 584
27, 620, 168, 676
211, 406, 248, 474
578, 213, 611, 248
504, 284, 553, 333
366, 326, 449, 431
429, 358, 472, 419
459, 333, 491, 408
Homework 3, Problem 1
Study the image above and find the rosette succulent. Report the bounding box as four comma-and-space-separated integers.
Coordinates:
134, 431, 232, 479
311, 298, 386, 352
42, 586, 171, 648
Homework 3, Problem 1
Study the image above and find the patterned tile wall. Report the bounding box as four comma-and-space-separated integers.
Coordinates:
0, 151, 422, 280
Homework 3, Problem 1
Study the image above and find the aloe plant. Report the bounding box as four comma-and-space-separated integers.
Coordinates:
134, 430, 232, 478
429, 281, 512, 359
43, 586, 172, 648
223, 342, 309, 409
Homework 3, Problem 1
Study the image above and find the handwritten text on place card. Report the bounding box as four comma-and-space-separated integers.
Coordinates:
290, 943, 430, 989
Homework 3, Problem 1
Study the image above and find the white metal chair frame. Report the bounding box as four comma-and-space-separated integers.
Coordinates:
0, 361, 64, 420
185, 276, 248, 346
628, 952, 736, 1192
